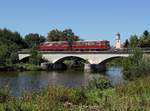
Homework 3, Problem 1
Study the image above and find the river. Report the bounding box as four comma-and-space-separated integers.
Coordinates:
0, 67, 124, 96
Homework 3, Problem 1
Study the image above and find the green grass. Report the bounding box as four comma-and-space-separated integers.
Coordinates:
0, 76, 150, 111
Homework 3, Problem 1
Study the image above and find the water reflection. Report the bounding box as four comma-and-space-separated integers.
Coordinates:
106, 67, 125, 85
0, 67, 124, 96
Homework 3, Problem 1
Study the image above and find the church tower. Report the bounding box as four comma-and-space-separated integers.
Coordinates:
115, 33, 122, 49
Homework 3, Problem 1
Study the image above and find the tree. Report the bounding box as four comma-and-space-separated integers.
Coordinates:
0, 28, 27, 49
123, 39, 129, 48
48, 29, 65, 41
10, 53, 19, 64
122, 48, 150, 80
25, 33, 46, 48
143, 30, 149, 37
129, 35, 139, 48
48, 29, 80, 42
139, 30, 150, 48
29, 46, 42, 65
63, 29, 79, 41
0, 44, 9, 65
0, 28, 27, 66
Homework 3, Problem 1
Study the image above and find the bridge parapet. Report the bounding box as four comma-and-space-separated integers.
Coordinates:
18, 51, 129, 64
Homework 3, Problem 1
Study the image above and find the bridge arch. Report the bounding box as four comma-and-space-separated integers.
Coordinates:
89, 55, 128, 72
19, 56, 30, 63
99, 56, 128, 65
19, 55, 48, 63
53, 56, 90, 64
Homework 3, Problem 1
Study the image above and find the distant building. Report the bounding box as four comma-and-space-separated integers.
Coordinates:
115, 33, 122, 49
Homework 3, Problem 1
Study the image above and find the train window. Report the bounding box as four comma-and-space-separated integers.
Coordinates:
101, 42, 105, 45
58, 43, 63, 46
57, 43, 62, 46
72, 42, 76, 46
96, 42, 100, 45
52, 43, 57, 46
90, 42, 96, 45
84, 42, 89, 45
48, 43, 53, 46
80, 42, 85, 46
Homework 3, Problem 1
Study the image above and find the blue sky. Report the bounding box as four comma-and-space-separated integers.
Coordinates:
0, 0, 150, 44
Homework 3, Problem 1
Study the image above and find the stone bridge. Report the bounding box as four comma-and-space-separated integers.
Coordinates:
18, 51, 131, 64
18, 51, 132, 71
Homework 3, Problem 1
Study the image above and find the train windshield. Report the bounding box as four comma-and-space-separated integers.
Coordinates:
106, 41, 110, 46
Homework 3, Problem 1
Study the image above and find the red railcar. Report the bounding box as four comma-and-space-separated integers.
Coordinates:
38, 40, 110, 51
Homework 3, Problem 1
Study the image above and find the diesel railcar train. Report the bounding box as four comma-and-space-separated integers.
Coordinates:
38, 40, 110, 51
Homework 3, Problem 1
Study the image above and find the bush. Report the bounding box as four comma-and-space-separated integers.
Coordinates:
88, 75, 112, 90
0, 87, 10, 103
123, 48, 150, 80
16, 63, 43, 71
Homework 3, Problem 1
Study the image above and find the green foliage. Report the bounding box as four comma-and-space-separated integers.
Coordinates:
123, 39, 129, 48
25, 33, 46, 48
143, 30, 149, 37
107, 58, 124, 67
10, 53, 19, 64
88, 75, 112, 90
122, 48, 150, 80
0, 86, 10, 103
127, 30, 150, 48
129, 35, 139, 48
63, 57, 87, 70
48, 29, 80, 42
0, 44, 9, 66
16, 63, 43, 71
139, 30, 150, 47
29, 46, 43, 65
48, 29, 65, 41
0, 28, 27, 67
0, 28, 27, 48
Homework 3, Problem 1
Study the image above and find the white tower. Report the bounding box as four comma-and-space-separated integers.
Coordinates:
115, 33, 122, 49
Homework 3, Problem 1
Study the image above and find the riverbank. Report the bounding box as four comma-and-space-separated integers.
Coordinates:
0, 76, 150, 111
0, 63, 45, 71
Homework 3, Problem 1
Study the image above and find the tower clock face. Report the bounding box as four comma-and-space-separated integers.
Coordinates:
116, 33, 120, 40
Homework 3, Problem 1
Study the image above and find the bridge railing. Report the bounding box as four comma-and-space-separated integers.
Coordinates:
18, 48, 150, 54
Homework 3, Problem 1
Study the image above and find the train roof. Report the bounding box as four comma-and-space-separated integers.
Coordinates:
40, 40, 110, 44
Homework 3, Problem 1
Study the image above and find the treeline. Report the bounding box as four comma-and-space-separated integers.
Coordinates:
0, 29, 27, 66
123, 30, 150, 48
0, 28, 80, 68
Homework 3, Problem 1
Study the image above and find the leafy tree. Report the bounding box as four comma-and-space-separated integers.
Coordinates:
0, 28, 27, 48
0, 28, 27, 66
10, 53, 19, 64
48, 29, 65, 41
122, 48, 150, 80
139, 30, 150, 48
25, 33, 46, 48
143, 30, 149, 37
123, 39, 129, 48
48, 29, 80, 42
0, 44, 9, 66
29, 46, 42, 65
129, 35, 139, 48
